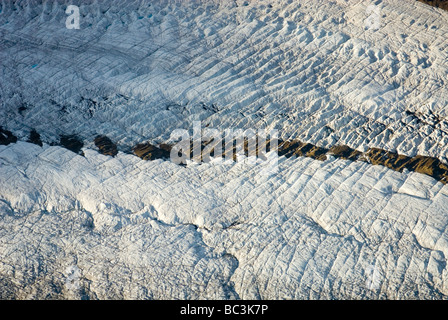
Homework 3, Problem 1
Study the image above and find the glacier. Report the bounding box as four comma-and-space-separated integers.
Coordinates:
1, 0, 448, 299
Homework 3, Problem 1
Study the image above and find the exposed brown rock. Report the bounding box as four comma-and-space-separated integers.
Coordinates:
60, 135, 84, 155
406, 155, 448, 184
0, 127, 17, 146
129, 136, 448, 185
367, 148, 448, 184
159, 143, 172, 153
367, 148, 413, 172
94, 135, 118, 157
328, 145, 362, 161
296, 143, 328, 161
27, 129, 43, 147
278, 140, 303, 158
278, 140, 328, 160
417, 0, 448, 10
133, 142, 171, 160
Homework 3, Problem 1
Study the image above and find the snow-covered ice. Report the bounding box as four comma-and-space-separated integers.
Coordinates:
1, 0, 448, 299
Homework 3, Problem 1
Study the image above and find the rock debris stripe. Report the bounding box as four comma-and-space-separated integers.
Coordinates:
6, 127, 448, 184
418, 0, 448, 11
128, 137, 448, 185
94, 135, 118, 157
0, 127, 17, 146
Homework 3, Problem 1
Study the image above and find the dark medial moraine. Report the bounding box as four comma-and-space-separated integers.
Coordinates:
27, 129, 43, 147
59, 134, 84, 155
133, 142, 171, 160
0, 127, 17, 146
94, 135, 118, 157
